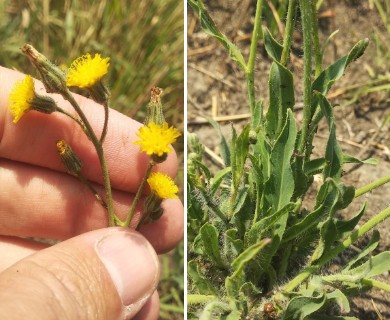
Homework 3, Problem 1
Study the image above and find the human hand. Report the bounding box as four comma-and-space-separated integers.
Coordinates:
0, 66, 184, 319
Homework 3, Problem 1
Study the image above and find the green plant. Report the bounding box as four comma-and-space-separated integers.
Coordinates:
187, 0, 390, 318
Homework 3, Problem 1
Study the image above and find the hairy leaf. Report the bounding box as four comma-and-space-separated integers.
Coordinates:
200, 223, 225, 268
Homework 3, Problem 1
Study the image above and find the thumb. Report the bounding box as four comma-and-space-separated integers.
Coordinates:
0, 228, 160, 320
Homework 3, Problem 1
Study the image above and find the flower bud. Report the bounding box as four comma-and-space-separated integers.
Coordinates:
56, 140, 83, 175
145, 87, 165, 125
21, 44, 67, 94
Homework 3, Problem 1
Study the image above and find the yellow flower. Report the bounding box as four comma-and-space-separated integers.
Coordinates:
9, 75, 35, 123
134, 122, 181, 157
66, 53, 110, 88
147, 172, 179, 199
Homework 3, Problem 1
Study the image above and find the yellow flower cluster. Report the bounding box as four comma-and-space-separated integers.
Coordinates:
147, 172, 179, 199
66, 53, 110, 88
9, 75, 35, 123
134, 122, 181, 157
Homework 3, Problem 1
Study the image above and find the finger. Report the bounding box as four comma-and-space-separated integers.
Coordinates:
133, 291, 160, 320
0, 228, 160, 320
0, 159, 183, 253
0, 236, 48, 272
0, 66, 178, 193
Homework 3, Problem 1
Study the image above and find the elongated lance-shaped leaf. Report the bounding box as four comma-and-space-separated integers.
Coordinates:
263, 28, 295, 141
208, 118, 231, 166
232, 125, 250, 189
345, 251, 390, 278
309, 39, 369, 125
188, 260, 218, 295
263, 27, 283, 62
334, 202, 366, 240
231, 238, 271, 277
312, 39, 369, 96
264, 109, 297, 212
282, 291, 326, 320
188, 0, 246, 70
342, 229, 379, 272
211, 167, 232, 196
317, 93, 342, 181
246, 203, 295, 246
225, 239, 270, 300
266, 61, 295, 140
200, 223, 225, 268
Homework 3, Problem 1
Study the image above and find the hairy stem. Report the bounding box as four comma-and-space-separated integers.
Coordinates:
355, 174, 390, 198
311, 1, 322, 77
247, 0, 264, 126
64, 91, 116, 226
124, 161, 154, 227
100, 101, 109, 144
280, 0, 297, 66
297, 0, 313, 154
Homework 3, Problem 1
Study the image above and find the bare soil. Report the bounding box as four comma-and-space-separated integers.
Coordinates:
188, 0, 390, 318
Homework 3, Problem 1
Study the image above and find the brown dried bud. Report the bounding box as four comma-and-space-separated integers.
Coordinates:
56, 140, 83, 175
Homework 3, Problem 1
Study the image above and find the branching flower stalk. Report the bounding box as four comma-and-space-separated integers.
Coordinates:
10, 44, 180, 229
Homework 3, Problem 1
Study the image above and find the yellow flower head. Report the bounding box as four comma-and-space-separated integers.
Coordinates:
9, 75, 35, 123
66, 53, 110, 88
147, 172, 179, 199
134, 122, 181, 157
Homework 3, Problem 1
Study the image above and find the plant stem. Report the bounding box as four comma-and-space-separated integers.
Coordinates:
64, 92, 116, 226
281, 205, 390, 292
361, 278, 390, 293
100, 101, 109, 144
297, 0, 313, 155
355, 174, 390, 198
247, 0, 264, 127
280, 0, 297, 66
124, 161, 154, 227
56, 106, 86, 132
311, 0, 322, 77
76, 173, 107, 209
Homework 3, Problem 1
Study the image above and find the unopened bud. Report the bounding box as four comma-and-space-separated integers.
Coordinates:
56, 140, 83, 175
145, 87, 165, 125
21, 44, 67, 94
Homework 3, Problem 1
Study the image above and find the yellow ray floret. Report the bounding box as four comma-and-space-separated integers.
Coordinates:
9, 75, 35, 123
66, 53, 110, 88
147, 172, 179, 199
134, 122, 181, 156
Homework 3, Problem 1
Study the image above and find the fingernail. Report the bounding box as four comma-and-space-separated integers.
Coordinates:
96, 229, 159, 309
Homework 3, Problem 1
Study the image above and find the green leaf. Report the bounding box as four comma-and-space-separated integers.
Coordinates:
225, 229, 244, 257
266, 61, 295, 140
233, 186, 249, 216
188, 0, 246, 70
264, 109, 297, 212
282, 291, 326, 320
211, 167, 232, 195
342, 229, 380, 271
232, 125, 250, 188
231, 239, 271, 277
246, 203, 295, 246
317, 93, 342, 181
208, 118, 231, 166
346, 251, 390, 278
335, 203, 366, 239
263, 27, 283, 62
304, 158, 326, 176
342, 154, 379, 166
312, 38, 369, 96
199, 300, 231, 320
325, 289, 350, 313
188, 260, 218, 295
187, 294, 217, 305
200, 223, 225, 268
